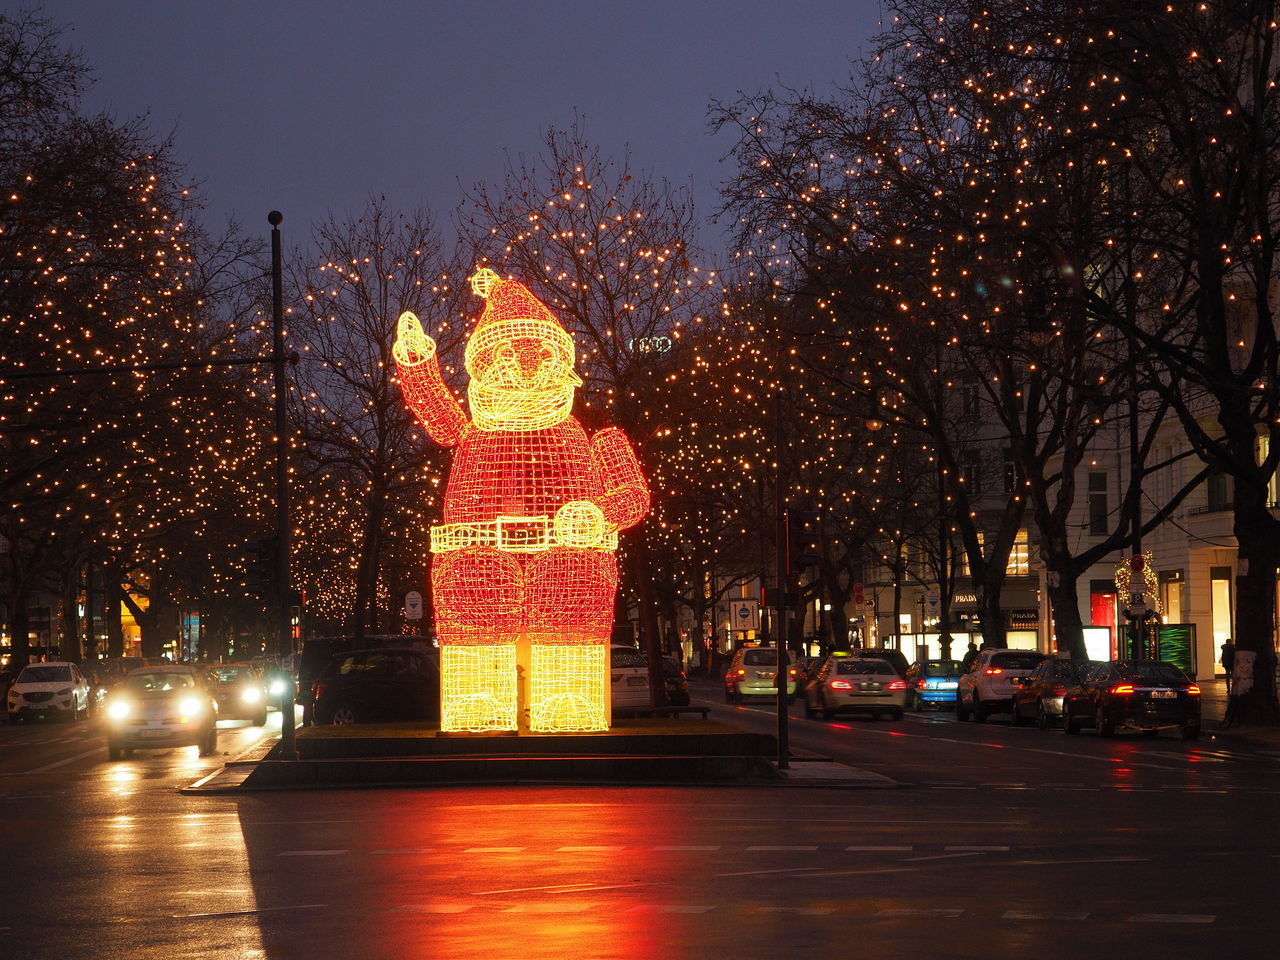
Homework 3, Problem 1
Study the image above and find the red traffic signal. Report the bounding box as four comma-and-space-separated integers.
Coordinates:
1129, 554, 1145, 572
853, 582, 864, 604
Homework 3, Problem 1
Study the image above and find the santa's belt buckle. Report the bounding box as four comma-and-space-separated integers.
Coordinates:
494, 515, 551, 552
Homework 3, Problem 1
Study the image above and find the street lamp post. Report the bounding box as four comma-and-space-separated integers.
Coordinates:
269, 211, 296, 760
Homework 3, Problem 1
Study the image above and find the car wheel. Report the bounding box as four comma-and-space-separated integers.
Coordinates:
803, 695, 814, 719
1095, 706, 1115, 738
973, 696, 987, 723
1180, 721, 1201, 741
821, 694, 834, 722
253, 710, 268, 727
108, 743, 123, 761
331, 703, 360, 725
1036, 701, 1052, 730
955, 694, 970, 723
1063, 707, 1080, 734
74, 700, 88, 721
891, 708, 904, 721
724, 685, 734, 703
1011, 701, 1027, 727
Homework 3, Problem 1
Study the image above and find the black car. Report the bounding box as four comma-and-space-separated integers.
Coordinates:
662, 656, 690, 706
310, 647, 440, 725
206, 662, 269, 725
296, 635, 433, 723
1012, 658, 1099, 728
1062, 660, 1201, 739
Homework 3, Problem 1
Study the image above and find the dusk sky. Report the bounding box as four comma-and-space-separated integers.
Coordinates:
44, 0, 885, 252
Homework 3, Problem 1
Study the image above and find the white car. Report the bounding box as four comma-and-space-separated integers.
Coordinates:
956, 648, 1047, 722
6, 662, 92, 722
804, 657, 907, 720
610, 645, 651, 712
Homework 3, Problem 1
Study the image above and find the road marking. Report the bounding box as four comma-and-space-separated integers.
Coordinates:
715, 866, 823, 878
747, 845, 819, 851
945, 845, 1009, 852
877, 908, 964, 918
463, 847, 525, 853
174, 904, 325, 919
1012, 857, 1151, 866
474, 881, 661, 896
278, 850, 347, 857
654, 845, 721, 851
370, 848, 430, 854
555, 845, 623, 852
846, 845, 912, 852
387, 903, 473, 914
22, 747, 103, 774
1128, 914, 1215, 924
1023, 747, 1187, 772
1003, 910, 1090, 921
502, 903, 597, 914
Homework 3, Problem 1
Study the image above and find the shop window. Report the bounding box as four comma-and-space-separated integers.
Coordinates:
1088, 472, 1108, 536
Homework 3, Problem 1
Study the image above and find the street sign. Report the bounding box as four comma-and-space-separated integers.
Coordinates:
404, 590, 423, 621
925, 592, 940, 615
731, 599, 760, 632
1124, 594, 1149, 619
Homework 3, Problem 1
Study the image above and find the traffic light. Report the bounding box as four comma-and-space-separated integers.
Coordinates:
787, 509, 822, 573
245, 538, 278, 597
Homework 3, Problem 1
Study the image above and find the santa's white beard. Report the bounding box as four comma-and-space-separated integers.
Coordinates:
468, 378, 575, 431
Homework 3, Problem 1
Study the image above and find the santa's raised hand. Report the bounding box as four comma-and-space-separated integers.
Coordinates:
392, 310, 436, 367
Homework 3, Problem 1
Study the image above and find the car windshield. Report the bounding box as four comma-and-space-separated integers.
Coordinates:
744, 650, 787, 666
1116, 662, 1187, 684
991, 652, 1044, 670
123, 671, 195, 692
921, 661, 961, 677
17, 665, 72, 684
208, 667, 251, 684
838, 660, 894, 676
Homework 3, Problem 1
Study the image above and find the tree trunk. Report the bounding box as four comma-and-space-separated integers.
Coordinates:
1226, 480, 1280, 725
103, 571, 124, 658
629, 535, 667, 707
1046, 573, 1086, 660
59, 559, 81, 663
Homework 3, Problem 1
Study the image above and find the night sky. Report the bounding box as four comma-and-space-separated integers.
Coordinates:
43, 0, 884, 249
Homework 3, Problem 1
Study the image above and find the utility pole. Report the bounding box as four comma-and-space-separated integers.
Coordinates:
269, 211, 296, 760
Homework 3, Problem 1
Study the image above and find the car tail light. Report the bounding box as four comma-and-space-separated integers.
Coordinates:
916, 679, 928, 689
983, 667, 1003, 675
829, 679, 853, 690
1186, 684, 1200, 696
1110, 684, 1135, 695
313, 681, 328, 700
888, 680, 907, 691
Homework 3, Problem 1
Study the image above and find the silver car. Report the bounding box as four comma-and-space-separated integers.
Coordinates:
804, 657, 907, 720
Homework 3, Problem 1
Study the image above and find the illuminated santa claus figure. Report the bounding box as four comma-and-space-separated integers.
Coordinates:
393, 268, 649, 732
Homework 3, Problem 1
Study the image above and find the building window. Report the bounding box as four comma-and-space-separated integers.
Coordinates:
962, 449, 983, 497
961, 376, 980, 417
1005, 528, 1030, 577
1207, 470, 1230, 513
1088, 472, 1108, 536
1003, 449, 1019, 494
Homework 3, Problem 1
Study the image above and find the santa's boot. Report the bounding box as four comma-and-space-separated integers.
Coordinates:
528, 640, 608, 733
439, 645, 518, 732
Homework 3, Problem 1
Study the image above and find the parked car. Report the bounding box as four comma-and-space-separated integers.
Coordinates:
311, 647, 440, 725
206, 663, 269, 725
724, 646, 798, 703
297, 635, 433, 723
103, 665, 218, 759
610, 645, 651, 712
1011, 658, 1099, 728
662, 656, 690, 706
1062, 660, 1201, 739
6, 661, 92, 722
849, 647, 910, 679
904, 659, 963, 710
804, 656, 907, 720
956, 648, 1046, 722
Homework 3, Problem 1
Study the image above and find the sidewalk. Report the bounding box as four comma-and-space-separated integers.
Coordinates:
1198, 679, 1280, 748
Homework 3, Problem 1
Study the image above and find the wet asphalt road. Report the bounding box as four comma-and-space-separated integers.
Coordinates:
1, 687, 1278, 960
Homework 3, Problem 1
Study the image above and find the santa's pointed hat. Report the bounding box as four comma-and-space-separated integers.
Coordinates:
464, 268, 575, 372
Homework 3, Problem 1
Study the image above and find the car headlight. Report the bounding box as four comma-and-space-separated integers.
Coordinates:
178, 697, 204, 717
268, 679, 286, 696
106, 700, 131, 720
240, 687, 262, 703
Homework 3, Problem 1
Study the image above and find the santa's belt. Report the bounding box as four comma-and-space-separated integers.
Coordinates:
430, 515, 618, 553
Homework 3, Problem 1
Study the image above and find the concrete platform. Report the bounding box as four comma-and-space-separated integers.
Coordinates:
182, 719, 785, 793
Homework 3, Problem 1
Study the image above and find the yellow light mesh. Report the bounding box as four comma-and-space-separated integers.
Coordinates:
529, 644, 608, 733
440, 645, 518, 732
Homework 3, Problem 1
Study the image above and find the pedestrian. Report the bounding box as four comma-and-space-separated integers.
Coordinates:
1220, 638, 1236, 694
961, 640, 979, 673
